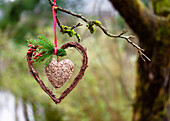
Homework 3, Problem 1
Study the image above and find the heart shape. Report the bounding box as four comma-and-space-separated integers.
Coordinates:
27, 42, 88, 104
44, 58, 74, 89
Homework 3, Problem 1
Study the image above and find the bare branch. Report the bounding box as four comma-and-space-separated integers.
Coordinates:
55, 7, 89, 23
55, 15, 62, 29
71, 23, 83, 30
47, 0, 53, 6
56, 15, 82, 42
49, 3, 151, 61
94, 23, 151, 61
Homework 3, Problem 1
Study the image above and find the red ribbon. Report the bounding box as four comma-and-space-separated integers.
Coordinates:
52, 0, 57, 57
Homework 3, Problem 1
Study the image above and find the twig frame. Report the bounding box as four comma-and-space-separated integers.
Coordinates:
27, 42, 88, 104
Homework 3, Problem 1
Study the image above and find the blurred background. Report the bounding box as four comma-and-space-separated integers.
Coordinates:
0, 0, 140, 121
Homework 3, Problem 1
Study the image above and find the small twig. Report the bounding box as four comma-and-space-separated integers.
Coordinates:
93, 23, 150, 61
48, 0, 53, 6
56, 15, 82, 42
55, 6, 89, 23
56, 15, 62, 29
71, 23, 83, 30
56, 16, 83, 31
138, 50, 151, 62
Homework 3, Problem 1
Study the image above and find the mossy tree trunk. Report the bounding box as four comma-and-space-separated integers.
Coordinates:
109, 0, 170, 121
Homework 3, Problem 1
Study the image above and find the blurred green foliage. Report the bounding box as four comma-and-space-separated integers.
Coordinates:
0, 0, 85, 44
0, 0, 137, 121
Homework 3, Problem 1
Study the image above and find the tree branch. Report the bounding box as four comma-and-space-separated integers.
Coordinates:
55, 6, 151, 61
56, 6, 89, 23
48, 0, 151, 61
71, 23, 83, 30
47, 0, 53, 6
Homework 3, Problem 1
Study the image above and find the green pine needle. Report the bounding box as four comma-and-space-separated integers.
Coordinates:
27, 35, 67, 66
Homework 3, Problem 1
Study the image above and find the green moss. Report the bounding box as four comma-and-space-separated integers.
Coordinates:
153, 0, 170, 16
156, 19, 170, 46
157, 27, 170, 42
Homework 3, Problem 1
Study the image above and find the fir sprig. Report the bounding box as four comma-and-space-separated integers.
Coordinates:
27, 35, 67, 66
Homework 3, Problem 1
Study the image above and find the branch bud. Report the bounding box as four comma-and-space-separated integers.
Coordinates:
88, 22, 95, 34
94, 20, 101, 26
54, 6, 58, 10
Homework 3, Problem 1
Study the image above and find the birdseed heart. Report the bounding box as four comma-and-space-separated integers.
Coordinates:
44, 58, 74, 89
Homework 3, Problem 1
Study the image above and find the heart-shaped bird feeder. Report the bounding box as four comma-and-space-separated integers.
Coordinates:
27, 42, 88, 104
45, 58, 74, 89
